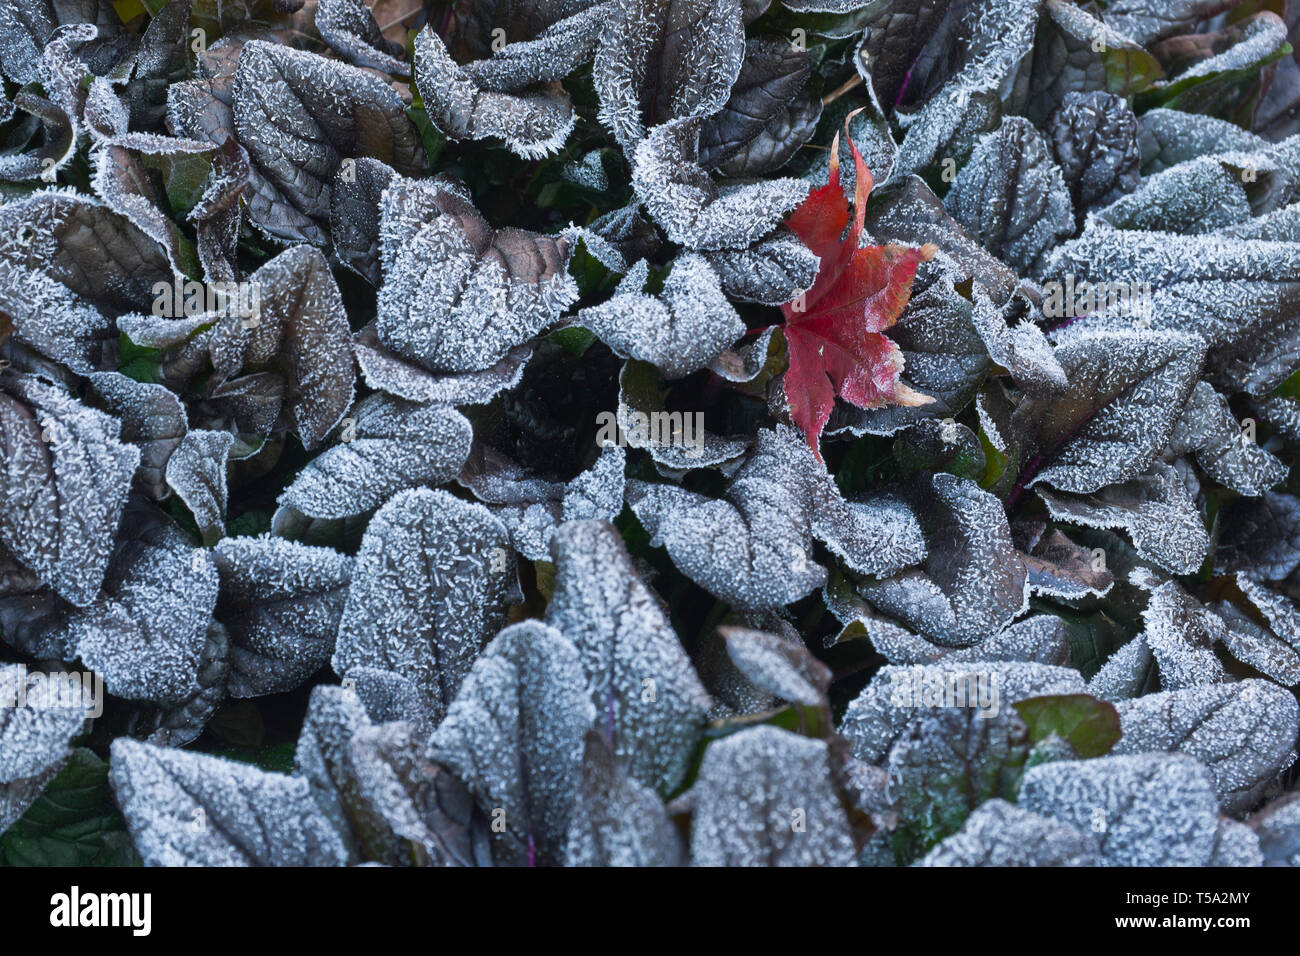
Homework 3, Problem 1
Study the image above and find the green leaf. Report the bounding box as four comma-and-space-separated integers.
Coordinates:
0, 749, 140, 867
548, 325, 596, 356
407, 101, 447, 167
1014, 693, 1122, 759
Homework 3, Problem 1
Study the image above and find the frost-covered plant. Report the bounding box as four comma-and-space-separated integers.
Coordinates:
3, 0, 1300, 869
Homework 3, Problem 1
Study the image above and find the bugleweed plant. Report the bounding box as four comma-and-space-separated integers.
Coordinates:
3, 0, 1300, 868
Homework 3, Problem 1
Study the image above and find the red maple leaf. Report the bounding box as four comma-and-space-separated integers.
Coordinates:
779, 115, 936, 462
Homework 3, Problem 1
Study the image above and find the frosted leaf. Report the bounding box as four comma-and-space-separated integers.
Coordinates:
917, 799, 1100, 867
0, 374, 139, 607
1112, 680, 1300, 813
295, 686, 387, 859
355, 325, 532, 406
944, 117, 1074, 276
1016, 1, 1151, 128
1250, 793, 1300, 866
458, 443, 623, 560
1095, 157, 1252, 235
1104, 0, 1243, 45
1042, 226, 1300, 397
168, 53, 324, 245
298, 688, 489, 866
680, 725, 855, 867
315, 0, 410, 76
716, 72, 821, 178
945, 615, 1072, 667
1248, 396, 1300, 446
0, 663, 88, 786
110, 738, 350, 867
330, 157, 395, 286
1138, 108, 1274, 176
165, 429, 234, 543
709, 327, 776, 383
232, 41, 427, 240
967, 284, 1067, 397
86, 371, 187, 499
857, 473, 1028, 648
277, 394, 473, 520
0, 762, 64, 836
125, 619, 230, 748
547, 521, 712, 795
839, 662, 1085, 764
377, 175, 578, 372
462, 4, 605, 92
413, 27, 575, 159
868, 175, 1019, 303
565, 730, 683, 867
1234, 574, 1300, 651
207, 245, 356, 450
561, 443, 626, 522
886, 706, 1031, 863
575, 252, 744, 379
816, 490, 927, 580
616, 360, 749, 472
347, 721, 490, 866
429, 620, 594, 867
1012, 331, 1206, 495
1208, 816, 1263, 867
702, 231, 817, 306
67, 508, 218, 705
450, 0, 599, 57
625, 428, 828, 610
91, 138, 233, 278
1168, 11, 1288, 82
588, 201, 663, 267
0, 583, 74, 661
1035, 462, 1209, 575
0, 91, 75, 183
1215, 492, 1300, 581
214, 536, 353, 698
1166, 382, 1287, 496
1087, 636, 1155, 702
0, 191, 170, 368
458, 443, 568, 506
824, 575, 940, 660
1131, 573, 1226, 690
1212, 601, 1300, 687
1018, 753, 1220, 866
631, 117, 809, 250
832, 609, 1068, 667
127, 0, 191, 131
719, 626, 830, 707
342, 665, 435, 735
1023, 528, 1115, 599
593, 0, 743, 150
335, 488, 516, 724
698, 37, 810, 171
827, 273, 991, 437
1046, 91, 1141, 214
890, 0, 1040, 182
695, 620, 789, 716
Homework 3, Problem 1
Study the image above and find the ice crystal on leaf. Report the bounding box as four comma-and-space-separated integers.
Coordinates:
677, 725, 856, 867
335, 489, 517, 725
429, 620, 593, 867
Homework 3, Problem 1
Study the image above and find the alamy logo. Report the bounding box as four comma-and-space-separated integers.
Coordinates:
887, 669, 1001, 718
595, 409, 705, 457
1042, 274, 1153, 322
0, 665, 102, 718
49, 886, 151, 936
151, 279, 261, 321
